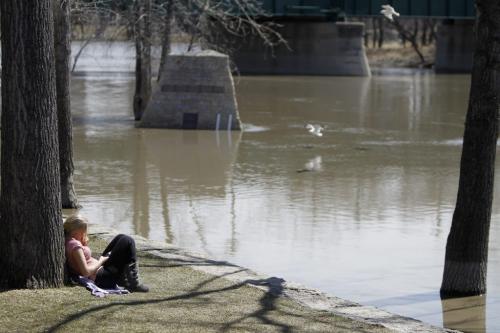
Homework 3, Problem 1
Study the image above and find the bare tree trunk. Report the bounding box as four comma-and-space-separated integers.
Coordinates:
71, 38, 92, 73
377, 17, 384, 48
71, 21, 106, 73
133, 0, 152, 121
413, 19, 419, 45
371, 17, 377, 48
429, 20, 437, 44
388, 19, 426, 65
54, 0, 79, 208
0, 0, 64, 289
441, 0, 500, 298
158, 0, 173, 81
362, 18, 368, 48
421, 19, 429, 46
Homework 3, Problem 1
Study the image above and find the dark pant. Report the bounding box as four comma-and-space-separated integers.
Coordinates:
95, 234, 137, 288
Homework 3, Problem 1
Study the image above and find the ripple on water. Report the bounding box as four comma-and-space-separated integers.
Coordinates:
361, 139, 465, 147
430, 139, 463, 146
241, 123, 270, 132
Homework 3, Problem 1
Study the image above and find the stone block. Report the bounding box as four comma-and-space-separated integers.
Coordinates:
139, 50, 242, 130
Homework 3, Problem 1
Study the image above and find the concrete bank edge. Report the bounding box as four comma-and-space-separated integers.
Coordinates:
89, 224, 460, 333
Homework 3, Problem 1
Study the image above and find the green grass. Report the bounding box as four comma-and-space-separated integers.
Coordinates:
0, 238, 390, 333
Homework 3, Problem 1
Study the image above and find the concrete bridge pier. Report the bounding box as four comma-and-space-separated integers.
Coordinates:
231, 21, 371, 76
435, 20, 474, 73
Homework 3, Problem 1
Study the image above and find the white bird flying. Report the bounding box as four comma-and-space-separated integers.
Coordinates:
297, 156, 323, 173
380, 4, 400, 21
306, 124, 324, 137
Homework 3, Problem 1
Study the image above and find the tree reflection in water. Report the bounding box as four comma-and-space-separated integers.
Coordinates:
442, 295, 485, 333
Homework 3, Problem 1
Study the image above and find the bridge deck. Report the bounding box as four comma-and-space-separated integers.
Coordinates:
262, 0, 475, 19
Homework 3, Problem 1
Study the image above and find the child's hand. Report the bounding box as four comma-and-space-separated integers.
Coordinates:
99, 256, 109, 264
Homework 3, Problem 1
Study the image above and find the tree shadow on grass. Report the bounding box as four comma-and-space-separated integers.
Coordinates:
46, 268, 290, 333
220, 276, 290, 333
45, 249, 371, 333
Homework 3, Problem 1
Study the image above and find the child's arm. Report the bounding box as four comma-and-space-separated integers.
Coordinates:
71, 249, 108, 277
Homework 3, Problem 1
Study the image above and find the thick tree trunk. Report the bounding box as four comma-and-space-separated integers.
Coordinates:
54, 0, 79, 208
133, 0, 152, 121
440, 0, 500, 298
0, 0, 64, 289
157, 0, 173, 82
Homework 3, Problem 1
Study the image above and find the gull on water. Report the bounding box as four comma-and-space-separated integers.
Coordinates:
380, 4, 400, 21
306, 124, 324, 137
297, 156, 322, 173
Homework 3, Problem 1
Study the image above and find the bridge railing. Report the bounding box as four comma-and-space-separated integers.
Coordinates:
260, 0, 475, 19
340, 0, 474, 18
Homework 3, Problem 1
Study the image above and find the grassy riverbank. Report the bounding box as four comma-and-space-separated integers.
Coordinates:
0, 236, 390, 333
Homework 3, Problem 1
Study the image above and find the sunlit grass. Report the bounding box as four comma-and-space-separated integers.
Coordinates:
0, 237, 389, 333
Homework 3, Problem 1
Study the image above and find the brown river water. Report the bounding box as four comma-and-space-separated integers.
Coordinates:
67, 52, 500, 332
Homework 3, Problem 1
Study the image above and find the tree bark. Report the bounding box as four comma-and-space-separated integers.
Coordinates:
133, 0, 152, 121
441, 0, 500, 298
54, 0, 79, 208
158, 0, 173, 82
0, 0, 64, 289
371, 18, 377, 48
421, 19, 429, 46
377, 18, 384, 48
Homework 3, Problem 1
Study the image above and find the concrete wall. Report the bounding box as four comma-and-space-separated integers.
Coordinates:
435, 20, 474, 73
231, 21, 371, 76
139, 51, 242, 130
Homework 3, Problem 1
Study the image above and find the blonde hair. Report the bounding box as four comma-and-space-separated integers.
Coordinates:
63, 214, 88, 238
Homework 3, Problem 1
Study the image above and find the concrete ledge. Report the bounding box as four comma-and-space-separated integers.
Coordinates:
89, 224, 459, 333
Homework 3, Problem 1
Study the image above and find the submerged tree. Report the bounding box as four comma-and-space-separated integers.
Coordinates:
157, 0, 174, 82
441, 0, 500, 298
380, 5, 426, 65
133, 0, 152, 121
0, 0, 65, 288
54, 0, 80, 208
117, 0, 285, 119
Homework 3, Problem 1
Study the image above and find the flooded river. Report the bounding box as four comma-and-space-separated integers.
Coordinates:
69, 61, 500, 332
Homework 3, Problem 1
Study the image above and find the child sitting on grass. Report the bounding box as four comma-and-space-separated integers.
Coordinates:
64, 214, 149, 292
